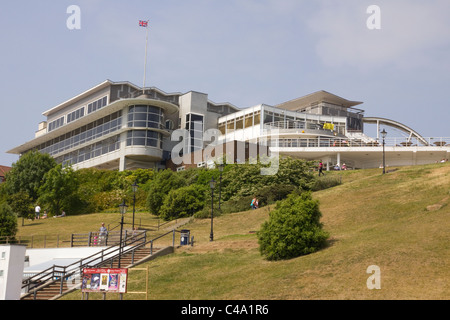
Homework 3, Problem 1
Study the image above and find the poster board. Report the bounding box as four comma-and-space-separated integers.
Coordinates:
81, 268, 128, 293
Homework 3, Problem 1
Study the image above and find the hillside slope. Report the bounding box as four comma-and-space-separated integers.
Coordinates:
63, 163, 450, 300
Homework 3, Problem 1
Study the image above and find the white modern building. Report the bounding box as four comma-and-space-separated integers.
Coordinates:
8, 80, 238, 171
8, 80, 449, 170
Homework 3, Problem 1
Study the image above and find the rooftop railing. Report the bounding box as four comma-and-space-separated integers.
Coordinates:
271, 137, 450, 148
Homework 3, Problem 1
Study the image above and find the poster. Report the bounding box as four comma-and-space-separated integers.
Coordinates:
81, 268, 128, 293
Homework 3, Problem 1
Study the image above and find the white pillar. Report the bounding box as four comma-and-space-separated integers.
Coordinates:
376, 120, 380, 141
119, 155, 126, 171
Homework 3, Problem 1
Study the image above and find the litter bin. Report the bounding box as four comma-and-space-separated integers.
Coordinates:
180, 229, 190, 246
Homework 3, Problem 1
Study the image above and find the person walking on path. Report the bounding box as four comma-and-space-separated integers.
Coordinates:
318, 161, 325, 176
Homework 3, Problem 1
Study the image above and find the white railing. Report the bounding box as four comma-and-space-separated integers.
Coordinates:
271, 137, 449, 148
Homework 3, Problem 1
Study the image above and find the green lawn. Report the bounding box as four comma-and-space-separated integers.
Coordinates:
29, 163, 450, 300
15, 211, 179, 248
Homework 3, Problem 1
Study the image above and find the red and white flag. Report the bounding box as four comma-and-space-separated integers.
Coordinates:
139, 20, 149, 27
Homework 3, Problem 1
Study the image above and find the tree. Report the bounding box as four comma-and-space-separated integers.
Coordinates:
3, 150, 56, 201
221, 157, 315, 201
159, 184, 207, 220
146, 169, 186, 216
38, 164, 79, 216
0, 203, 18, 239
7, 191, 34, 226
257, 192, 329, 261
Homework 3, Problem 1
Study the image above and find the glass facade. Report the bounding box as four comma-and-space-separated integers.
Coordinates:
37, 111, 122, 156
126, 130, 162, 148
186, 113, 204, 152
128, 105, 164, 129
57, 135, 121, 166
33, 104, 168, 168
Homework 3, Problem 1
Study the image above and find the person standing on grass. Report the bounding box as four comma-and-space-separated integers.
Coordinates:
35, 204, 41, 220
251, 197, 257, 210
99, 223, 108, 245
318, 160, 325, 176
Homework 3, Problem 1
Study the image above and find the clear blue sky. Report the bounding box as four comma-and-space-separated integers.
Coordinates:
1, 0, 449, 166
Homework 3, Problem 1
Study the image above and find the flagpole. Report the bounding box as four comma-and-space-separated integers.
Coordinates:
142, 20, 149, 95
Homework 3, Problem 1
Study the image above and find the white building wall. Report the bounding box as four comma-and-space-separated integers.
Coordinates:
0, 245, 27, 300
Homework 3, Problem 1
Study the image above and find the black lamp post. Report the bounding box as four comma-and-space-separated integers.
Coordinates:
131, 182, 138, 231
118, 200, 128, 268
209, 178, 216, 242
381, 129, 387, 174
218, 164, 224, 209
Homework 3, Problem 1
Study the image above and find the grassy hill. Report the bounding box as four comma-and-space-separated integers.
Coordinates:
45, 163, 450, 299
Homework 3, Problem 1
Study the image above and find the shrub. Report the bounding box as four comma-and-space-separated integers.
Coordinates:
159, 185, 208, 220
257, 192, 329, 261
90, 190, 127, 213
254, 184, 296, 207
220, 157, 314, 201
194, 206, 222, 219
0, 203, 18, 239
310, 176, 342, 191
219, 195, 254, 214
146, 169, 186, 216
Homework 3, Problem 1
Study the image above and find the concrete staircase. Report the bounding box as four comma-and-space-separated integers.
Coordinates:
21, 246, 167, 300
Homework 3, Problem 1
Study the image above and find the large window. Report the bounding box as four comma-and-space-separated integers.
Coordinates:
67, 107, 85, 123
38, 111, 122, 156
126, 130, 161, 148
48, 117, 64, 132
186, 113, 204, 152
57, 135, 121, 166
128, 105, 163, 129
87, 96, 108, 114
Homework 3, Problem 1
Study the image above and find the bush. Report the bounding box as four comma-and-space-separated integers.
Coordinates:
194, 206, 221, 219
257, 192, 329, 261
159, 185, 208, 221
146, 169, 186, 216
90, 190, 127, 213
254, 184, 296, 207
310, 176, 342, 191
220, 157, 314, 201
219, 195, 254, 214
0, 203, 18, 239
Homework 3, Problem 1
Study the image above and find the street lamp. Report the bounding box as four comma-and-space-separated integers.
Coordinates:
381, 129, 387, 174
118, 200, 128, 268
131, 182, 139, 231
218, 164, 224, 209
209, 178, 216, 242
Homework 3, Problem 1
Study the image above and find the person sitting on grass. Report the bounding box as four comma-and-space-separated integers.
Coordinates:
53, 211, 66, 218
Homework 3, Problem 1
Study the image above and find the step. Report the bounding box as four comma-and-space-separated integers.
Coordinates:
21, 246, 163, 300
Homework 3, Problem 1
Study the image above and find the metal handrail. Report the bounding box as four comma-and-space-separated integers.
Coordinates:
21, 231, 147, 296
21, 229, 178, 300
